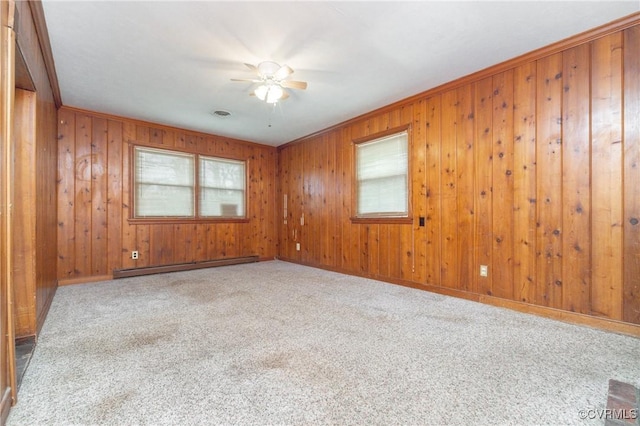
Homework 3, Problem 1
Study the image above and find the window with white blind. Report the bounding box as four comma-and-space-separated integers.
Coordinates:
133, 146, 246, 220
354, 129, 409, 218
135, 147, 195, 218
200, 156, 245, 218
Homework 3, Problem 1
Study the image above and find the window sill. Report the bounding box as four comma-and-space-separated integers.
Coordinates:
128, 217, 250, 225
350, 216, 413, 225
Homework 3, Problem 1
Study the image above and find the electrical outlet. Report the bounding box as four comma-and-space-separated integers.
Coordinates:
480, 265, 488, 277
296, 243, 301, 251
131, 250, 139, 260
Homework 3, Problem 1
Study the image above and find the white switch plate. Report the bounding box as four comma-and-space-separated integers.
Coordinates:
296, 243, 301, 251
480, 265, 488, 277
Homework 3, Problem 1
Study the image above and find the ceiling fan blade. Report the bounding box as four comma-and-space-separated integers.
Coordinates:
281, 80, 307, 90
231, 78, 261, 83
274, 64, 294, 80
280, 90, 290, 100
244, 63, 258, 73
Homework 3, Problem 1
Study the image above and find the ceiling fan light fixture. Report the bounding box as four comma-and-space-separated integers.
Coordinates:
266, 85, 284, 104
254, 84, 284, 104
254, 85, 269, 101
234, 61, 306, 104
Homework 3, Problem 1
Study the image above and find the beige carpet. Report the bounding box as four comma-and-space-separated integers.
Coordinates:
7, 260, 640, 425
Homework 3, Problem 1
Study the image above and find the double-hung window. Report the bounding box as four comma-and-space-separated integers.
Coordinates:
133, 146, 246, 220
199, 156, 246, 218
354, 127, 410, 220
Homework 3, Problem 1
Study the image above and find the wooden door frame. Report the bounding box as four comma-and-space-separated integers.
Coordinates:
1, 1, 18, 421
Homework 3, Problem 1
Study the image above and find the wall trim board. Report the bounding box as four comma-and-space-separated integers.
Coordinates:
280, 12, 640, 150
58, 275, 114, 287
59, 106, 274, 150
112, 256, 259, 279
277, 258, 640, 338
25, 0, 61, 107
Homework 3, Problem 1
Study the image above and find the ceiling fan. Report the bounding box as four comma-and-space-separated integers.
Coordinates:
231, 61, 308, 104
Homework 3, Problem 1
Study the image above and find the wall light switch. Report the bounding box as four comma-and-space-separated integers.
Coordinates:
296, 243, 301, 251
480, 265, 488, 277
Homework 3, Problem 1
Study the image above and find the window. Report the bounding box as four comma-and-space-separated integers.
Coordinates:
133, 146, 246, 220
354, 128, 409, 219
199, 156, 245, 217
135, 147, 195, 218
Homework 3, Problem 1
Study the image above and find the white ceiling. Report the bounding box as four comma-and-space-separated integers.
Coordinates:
41, 1, 639, 147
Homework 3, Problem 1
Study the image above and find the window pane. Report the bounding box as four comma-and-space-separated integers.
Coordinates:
356, 131, 409, 217
200, 157, 245, 217
134, 147, 195, 217
358, 175, 407, 215
136, 184, 194, 217
200, 189, 245, 217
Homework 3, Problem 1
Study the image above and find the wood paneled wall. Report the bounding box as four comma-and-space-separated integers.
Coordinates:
1, 0, 15, 416
12, 0, 58, 338
277, 21, 640, 328
56, 108, 277, 283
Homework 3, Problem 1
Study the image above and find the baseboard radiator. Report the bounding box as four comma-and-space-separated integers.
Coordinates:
112, 256, 259, 279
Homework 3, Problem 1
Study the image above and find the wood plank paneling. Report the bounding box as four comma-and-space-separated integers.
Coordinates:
276, 21, 640, 331
512, 62, 537, 304
106, 120, 123, 273
456, 85, 475, 292
57, 107, 277, 282
623, 25, 640, 324
561, 45, 591, 314
12, 1, 59, 342
121, 122, 136, 269
492, 70, 515, 300
74, 114, 93, 277
57, 109, 76, 279
423, 96, 442, 287
13, 90, 37, 337
474, 78, 493, 296
591, 33, 623, 320
440, 89, 458, 289
91, 118, 108, 276
535, 53, 563, 309
397, 106, 414, 281
412, 100, 427, 284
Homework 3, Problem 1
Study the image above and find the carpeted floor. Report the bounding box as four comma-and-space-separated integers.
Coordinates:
7, 260, 640, 425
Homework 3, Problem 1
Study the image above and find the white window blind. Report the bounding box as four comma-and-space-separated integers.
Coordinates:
135, 147, 195, 217
355, 131, 408, 217
200, 157, 245, 217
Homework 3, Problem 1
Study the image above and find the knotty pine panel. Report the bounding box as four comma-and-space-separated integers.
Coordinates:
473, 78, 493, 296
412, 100, 428, 285
561, 44, 591, 314
277, 21, 640, 327
439, 89, 459, 289
13, 0, 59, 338
456, 85, 476, 293
623, 25, 640, 325
591, 33, 624, 320
512, 62, 537, 305
13, 90, 37, 337
57, 108, 277, 282
535, 53, 563, 309
492, 70, 515, 300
